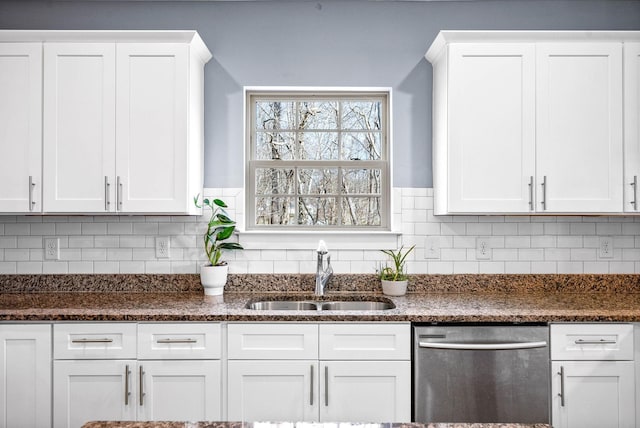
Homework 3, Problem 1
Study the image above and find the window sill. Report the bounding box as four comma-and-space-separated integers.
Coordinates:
238, 230, 401, 250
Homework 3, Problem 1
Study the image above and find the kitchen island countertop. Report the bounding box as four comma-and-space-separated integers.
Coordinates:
81, 421, 551, 428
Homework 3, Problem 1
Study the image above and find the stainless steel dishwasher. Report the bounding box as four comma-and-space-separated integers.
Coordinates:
413, 324, 550, 424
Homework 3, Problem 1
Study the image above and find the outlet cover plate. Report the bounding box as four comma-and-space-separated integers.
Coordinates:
44, 238, 60, 260
424, 236, 440, 259
155, 236, 170, 258
599, 236, 614, 259
476, 237, 491, 260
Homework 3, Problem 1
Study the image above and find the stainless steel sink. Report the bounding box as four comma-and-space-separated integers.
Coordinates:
246, 300, 318, 311
320, 301, 395, 311
245, 298, 395, 311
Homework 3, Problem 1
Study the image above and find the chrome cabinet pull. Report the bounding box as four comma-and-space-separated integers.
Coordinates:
139, 365, 145, 406
105, 176, 111, 211
28, 176, 36, 211
558, 366, 565, 407
310, 365, 314, 406
124, 364, 131, 405
117, 176, 123, 211
324, 366, 329, 407
575, 339, 617, 345
528, 176, 534, 211
156, 338, 197, 344
541, 176, 547, 210
71, 338, 113, 343
631, 176, 638, 210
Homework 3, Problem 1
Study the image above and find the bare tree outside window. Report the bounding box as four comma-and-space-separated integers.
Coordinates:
247, 91, 389, 230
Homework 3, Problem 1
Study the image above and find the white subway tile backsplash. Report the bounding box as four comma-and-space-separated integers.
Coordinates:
1, 187, 640, 275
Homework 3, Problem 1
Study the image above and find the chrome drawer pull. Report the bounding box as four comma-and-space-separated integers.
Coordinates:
574, 339, 617, 345
156, 338, 197, 344
419, 341, 548, 350
310, 365, 314, 406
558, 366, 565, 407
71, 338, 114, 343
124, 364, 131, 405
105, 176, 111, 211
28, 176, 36, 211
324, 366, 329, 407
541, 175, 547, 210
631, 176, 638, 210
139, 365, 145, 406
528, 175, 534, 210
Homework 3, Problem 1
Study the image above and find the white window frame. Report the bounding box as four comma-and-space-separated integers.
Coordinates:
240, 87, 399, 250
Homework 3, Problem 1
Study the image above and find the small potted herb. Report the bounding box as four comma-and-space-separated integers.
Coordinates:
194, 195, 243, 295
379, 245, 415, 296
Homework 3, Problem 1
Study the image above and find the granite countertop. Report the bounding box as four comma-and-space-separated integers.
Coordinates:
81, 421, 551, 428
1, 273, 639, 322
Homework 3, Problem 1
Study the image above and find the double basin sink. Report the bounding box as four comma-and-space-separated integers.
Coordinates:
246, 297, 395, 311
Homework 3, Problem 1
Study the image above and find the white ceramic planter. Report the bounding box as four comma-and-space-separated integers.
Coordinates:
200, 264, 229, 296
381, 279, 408, 296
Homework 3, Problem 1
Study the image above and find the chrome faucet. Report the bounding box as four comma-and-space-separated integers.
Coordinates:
315, 240, 333, 296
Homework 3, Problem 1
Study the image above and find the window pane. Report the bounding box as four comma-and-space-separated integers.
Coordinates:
256, 132, 295, 160
341, 197, 382, 226
342, 169, 382, 194
256, 101, 295, 130
298, 197, 338, 226
298, 169, 338, 195
342, 132, 382, 160
256, 197, 295, 225
341, 101, 382, 130
255, 168, 295, 195
298, 101, 338, 130
298, 132, 339, 160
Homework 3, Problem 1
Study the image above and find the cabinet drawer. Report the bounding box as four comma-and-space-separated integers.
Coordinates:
54, 323, 137, 359
137, 323, 221, 360
319, 323, 410, 360
228, 323, 318, 360
551, 323, 634, 361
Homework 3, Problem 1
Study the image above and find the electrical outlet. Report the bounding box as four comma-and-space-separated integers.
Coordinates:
599, 236, 614, 259
156, 236, 170, 258
44, 238, 59, 260
476, 237, 491, 260
424, 236, 440, 259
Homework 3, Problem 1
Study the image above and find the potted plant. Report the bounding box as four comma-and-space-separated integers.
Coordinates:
194, 195, 243, 295
379, 245, 415, 296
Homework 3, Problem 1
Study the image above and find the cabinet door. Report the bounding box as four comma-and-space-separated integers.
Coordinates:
0, 325, 51, 428
624, 43, 640, 212
43, 43, 116, 213
319, 361, 410, 423
53, 360, 136, 428
536, 43, 623, 212
551, 361, 635, 428
137, 360, 221, 421
0, 44, 42, 213
227, 360, 319, 421
447, 43, 536, 213
116, 43, 189, 213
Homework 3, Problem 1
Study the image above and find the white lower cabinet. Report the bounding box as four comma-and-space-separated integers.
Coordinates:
551, 323, 636, 428
551, 361, 635, 428
320, 361, 410, 423
0, 324, 51, 428
53, 322, 222, 428
53, 360, 136, 427
227, 360, 319, 421
136, 360, 221, 421
226, 322, 411, 423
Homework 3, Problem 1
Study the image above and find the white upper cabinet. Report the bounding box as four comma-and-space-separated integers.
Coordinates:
0, 43, 42, 213
427, 31, 637, 215
444, 43, 536, 213
624, 43, 640, 213
0, 30, 210, 215
43, 43, 117, 213
536, 43, 623, 213
116, 44, 191, 213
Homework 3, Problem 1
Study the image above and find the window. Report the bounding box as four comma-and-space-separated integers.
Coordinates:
246, 89, 390, 230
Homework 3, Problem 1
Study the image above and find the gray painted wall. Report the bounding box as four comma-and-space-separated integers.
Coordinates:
1, 0, 639, 188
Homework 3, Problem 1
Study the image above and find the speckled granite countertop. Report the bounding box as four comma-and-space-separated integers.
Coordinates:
81, 421, 550, 428
1, 273, 639, 322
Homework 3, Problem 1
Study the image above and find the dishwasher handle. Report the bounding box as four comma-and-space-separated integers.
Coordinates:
418, 340, 548, 350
